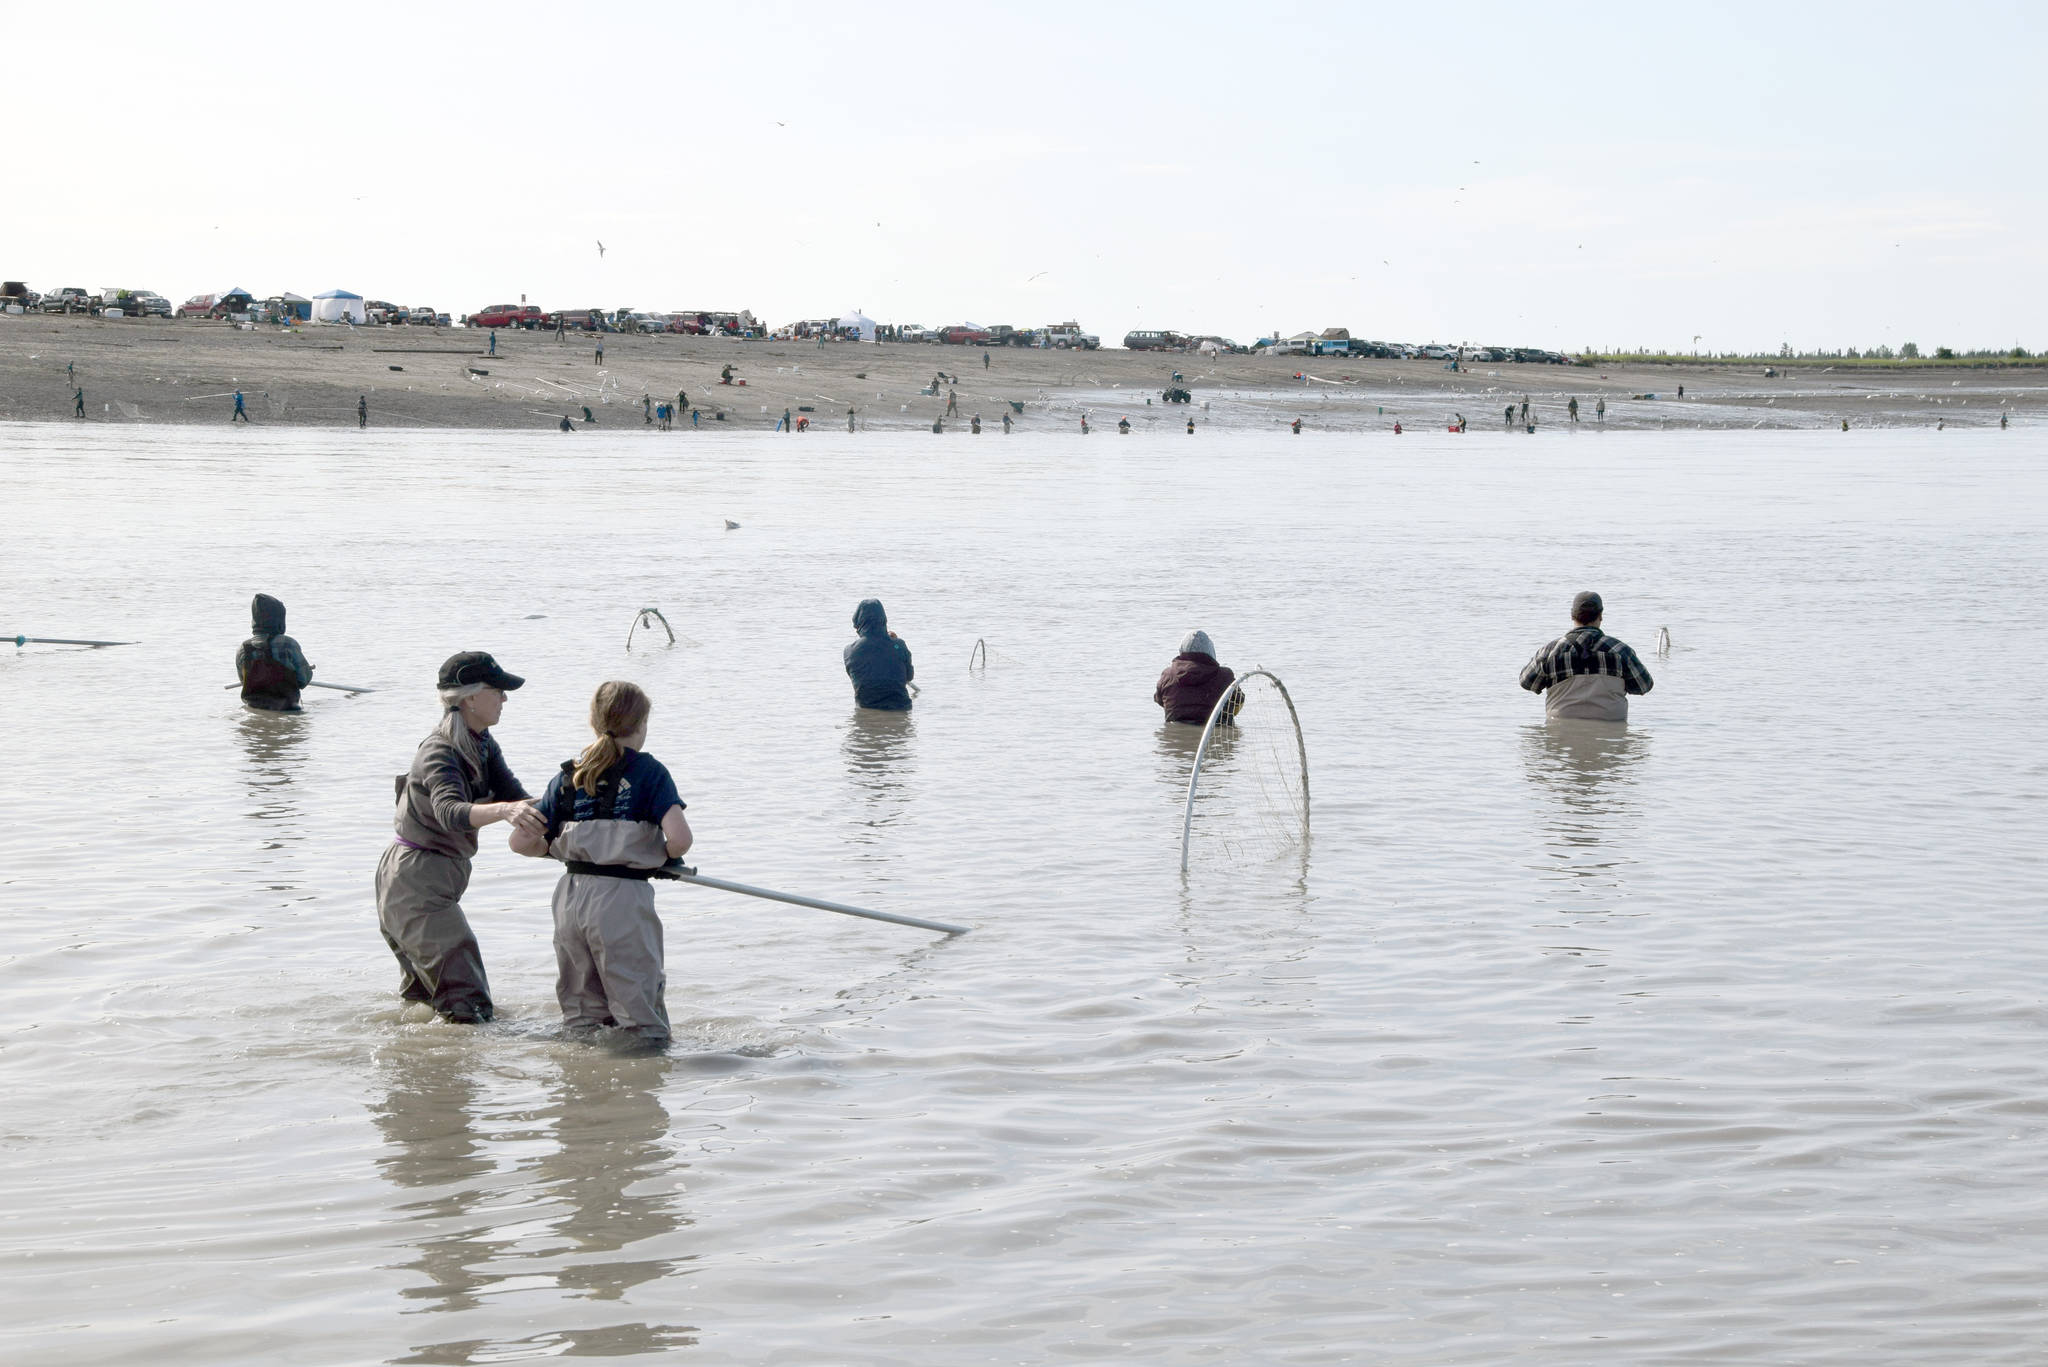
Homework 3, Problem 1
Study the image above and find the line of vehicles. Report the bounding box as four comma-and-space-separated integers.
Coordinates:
3, 284, 174, 317
2, 284, 1574, 363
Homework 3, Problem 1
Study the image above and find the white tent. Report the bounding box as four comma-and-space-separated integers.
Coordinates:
311, 289, 366, 325
837, 309, 878, 343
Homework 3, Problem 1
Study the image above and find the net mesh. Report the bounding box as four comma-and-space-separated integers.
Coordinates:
1184, 672, 1308, 869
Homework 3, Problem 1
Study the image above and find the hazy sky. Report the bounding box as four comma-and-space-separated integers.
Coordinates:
14, 1, 2044, 351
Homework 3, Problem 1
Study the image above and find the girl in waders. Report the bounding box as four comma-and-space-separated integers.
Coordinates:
378, 652, 542, 1023
512, 681, 692, 1048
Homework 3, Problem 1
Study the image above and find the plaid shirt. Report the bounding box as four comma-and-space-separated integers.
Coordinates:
1519, 626, 1654, 696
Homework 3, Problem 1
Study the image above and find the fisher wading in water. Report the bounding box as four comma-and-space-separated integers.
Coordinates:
511, 681, 692, 1048
1519, 591, 1654, 722
845, 598, 914, 710
236, 593, 314, 711
1154, 630, 1239, 725
377, 651, 542, 1023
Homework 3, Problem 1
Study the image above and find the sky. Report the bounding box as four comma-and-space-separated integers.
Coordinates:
12, 1, 2046, 352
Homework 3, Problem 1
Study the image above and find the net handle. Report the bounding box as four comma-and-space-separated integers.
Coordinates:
1179, 667, 1310, 874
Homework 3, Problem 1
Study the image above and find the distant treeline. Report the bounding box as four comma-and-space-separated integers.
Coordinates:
1581, 343, 2041, 368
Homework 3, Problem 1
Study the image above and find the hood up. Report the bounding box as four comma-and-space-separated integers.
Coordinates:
853, 598, 888, 637
252, 593, 287, 635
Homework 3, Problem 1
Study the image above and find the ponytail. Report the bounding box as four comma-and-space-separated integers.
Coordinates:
571, 680, 652, 795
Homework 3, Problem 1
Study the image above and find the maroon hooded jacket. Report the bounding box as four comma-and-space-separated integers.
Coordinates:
1154, 652, 1236, 725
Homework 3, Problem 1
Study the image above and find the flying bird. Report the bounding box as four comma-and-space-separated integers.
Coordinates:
597, 240, 606, 258
1026, 271, 1048, 282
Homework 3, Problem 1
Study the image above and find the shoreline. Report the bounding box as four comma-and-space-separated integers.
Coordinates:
4, 315, 2040, 435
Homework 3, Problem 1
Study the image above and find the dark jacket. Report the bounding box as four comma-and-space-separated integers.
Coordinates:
392, 709, 531, 860
843, 598, 914, 710
236, 593, 313, 711
1154, 651, 1235, 725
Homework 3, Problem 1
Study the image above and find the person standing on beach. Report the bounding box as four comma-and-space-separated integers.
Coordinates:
982, 350, 990, 370
358, 395, 368, 429
677, 390, 688, 415
643, 394, 653, 425
595, 338, 605, 366
236, 593, 314, 712
945, 388, 959, 418
67, 361, 74, 384
1596, 397, 1606, 422
1568, 397, 1579, 422
378, 651, 542, 1024
232, 390, 249, 423
847, 406, 857, 432
1519, 591, 1654, 723
1002, 411, 1012, 433
1504, 405, 1514, 427
1519, 397, 1529, 423
73, 387, 85, 418
488, 332, 497, 357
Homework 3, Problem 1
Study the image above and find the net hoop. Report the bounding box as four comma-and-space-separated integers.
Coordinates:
627, 606, 676, 648
968, 637, 987, 670
1180, 668, 1309, 874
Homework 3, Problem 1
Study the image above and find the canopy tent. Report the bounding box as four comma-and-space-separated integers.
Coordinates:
311, 289, 366, 324
837, 309, 878, 342
1198, 338, 1227, 355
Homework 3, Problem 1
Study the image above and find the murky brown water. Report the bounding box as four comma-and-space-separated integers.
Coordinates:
4, 425, 2046, 1364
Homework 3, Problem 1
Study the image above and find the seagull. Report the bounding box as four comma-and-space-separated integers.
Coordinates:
1026, 271, 1048, 282
596, 240, 606, 258
724, 518, 740, 530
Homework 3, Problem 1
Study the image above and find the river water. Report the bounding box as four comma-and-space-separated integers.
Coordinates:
3, 425, 2045, 1365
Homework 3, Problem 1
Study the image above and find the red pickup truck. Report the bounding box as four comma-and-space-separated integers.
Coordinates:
941, 324, 992, 345
470, 303, 546, 329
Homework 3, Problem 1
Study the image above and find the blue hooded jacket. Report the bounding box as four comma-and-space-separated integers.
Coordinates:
843, 598, 914, 710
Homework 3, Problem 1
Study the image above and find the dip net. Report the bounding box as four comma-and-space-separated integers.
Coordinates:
1180, 669, 1310, 872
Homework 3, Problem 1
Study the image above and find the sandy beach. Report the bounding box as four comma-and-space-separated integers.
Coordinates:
3, 313, 2042, 435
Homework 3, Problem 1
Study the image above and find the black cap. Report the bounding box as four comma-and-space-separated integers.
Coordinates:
1571, 591, 1604, 623
438, 650, 525, 691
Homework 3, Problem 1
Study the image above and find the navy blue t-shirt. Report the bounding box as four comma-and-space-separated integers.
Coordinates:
538, 750, 684, 839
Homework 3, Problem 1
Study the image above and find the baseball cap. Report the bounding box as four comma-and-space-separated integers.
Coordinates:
437, 651, 525, 691
1571, 591, 1604, 622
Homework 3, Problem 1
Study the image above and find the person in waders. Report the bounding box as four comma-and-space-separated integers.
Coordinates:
232, 390, 249, 422
236, 593, 314, 711
845, 599, 914, 711
378, 651, 542, 1024
511, 681, 691, 1048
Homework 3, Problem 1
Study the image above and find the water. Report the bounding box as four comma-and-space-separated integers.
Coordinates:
4, 425, 2046, 1364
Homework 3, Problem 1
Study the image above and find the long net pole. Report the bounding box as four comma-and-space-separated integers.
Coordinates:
653, 865, 969, 936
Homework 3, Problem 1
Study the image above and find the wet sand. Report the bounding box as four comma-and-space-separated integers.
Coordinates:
2, 313, 2042, 434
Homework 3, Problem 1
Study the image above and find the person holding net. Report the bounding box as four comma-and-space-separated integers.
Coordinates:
1154, 630, 1242, 726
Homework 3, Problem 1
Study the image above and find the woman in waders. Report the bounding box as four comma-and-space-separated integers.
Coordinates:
511, 681, 692, 1048
378, 651, 542, 1023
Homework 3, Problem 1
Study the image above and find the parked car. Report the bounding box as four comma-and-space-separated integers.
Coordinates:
1043, 322, 1099, 349
132, 293, 172, 317
1124, 330, 1188, 351
472, 303, 547, 329
41, 287, 92, 314
941, 324, 992, 345
177, 294, 219, 318
407, 306, 439, 326
628, 312, 669, 334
